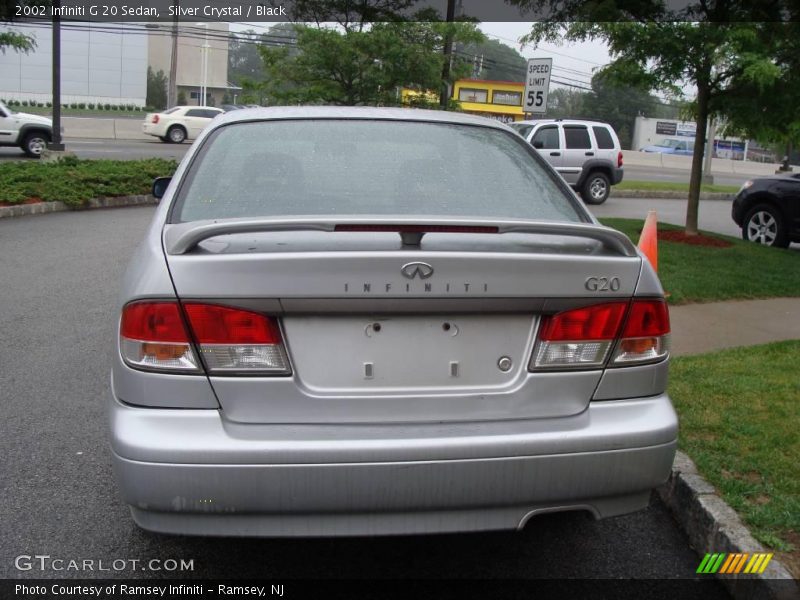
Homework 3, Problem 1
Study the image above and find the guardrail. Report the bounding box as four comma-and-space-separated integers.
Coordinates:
62, 116, 150, 141
623, 150, 797, 177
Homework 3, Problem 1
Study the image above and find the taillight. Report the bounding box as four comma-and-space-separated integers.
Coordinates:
530, 299, 669, 370
610, 299, 670, 365
151, 114, 159, 124
617, 151, 624, 168
183, 303, 290, 374
120, 301, 199, 372
119, 301, 290, 375
532, 302, 627, 369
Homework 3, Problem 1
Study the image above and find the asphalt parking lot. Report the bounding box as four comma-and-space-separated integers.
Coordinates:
0, 206, 731, 595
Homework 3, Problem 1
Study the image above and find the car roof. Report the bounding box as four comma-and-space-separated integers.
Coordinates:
170, 106, 223, 111
213, 105, 513, 131
513, 119, 615, 127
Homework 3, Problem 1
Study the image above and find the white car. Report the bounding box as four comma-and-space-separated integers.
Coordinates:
142, 106, 224, 144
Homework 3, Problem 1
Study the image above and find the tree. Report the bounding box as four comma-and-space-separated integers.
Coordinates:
146, 67, 168, 110
229, 26, 301, 88
584, 71, 662, 149
721, 23, 800, 170
459, 38, 527, 82
1, 0, 40, 53
515, 2, 784, 235
546, 87, 588, 119
259, 21, 483, 107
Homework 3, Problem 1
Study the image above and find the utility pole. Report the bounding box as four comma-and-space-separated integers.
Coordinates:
168, 0, 179, 108
438, 0, 456, 109
49, 0, 64, 151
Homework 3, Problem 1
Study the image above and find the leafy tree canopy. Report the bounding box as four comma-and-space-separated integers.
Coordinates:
517, 6, 783, 234
259, 20, 484, 106
459, 38, 527, 82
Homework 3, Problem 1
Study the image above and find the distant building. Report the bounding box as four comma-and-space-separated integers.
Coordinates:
0, 21, 240, 109
0, 22, 147, 106
631, 116, 768, 161
147, 22, 240, 107
453, 79, 526, 123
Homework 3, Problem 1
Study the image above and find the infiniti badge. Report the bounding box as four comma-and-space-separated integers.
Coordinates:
400, 262, 434, 280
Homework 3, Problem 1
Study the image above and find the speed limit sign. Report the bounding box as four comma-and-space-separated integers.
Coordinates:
524, 57, 552, 114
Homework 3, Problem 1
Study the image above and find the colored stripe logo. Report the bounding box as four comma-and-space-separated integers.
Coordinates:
697, 552, 773, 574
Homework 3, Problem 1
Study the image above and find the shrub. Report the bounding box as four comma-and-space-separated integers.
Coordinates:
78, 102, 86, 109
104, 103, 111, 110
0, 158, 179, 207
45, 102, 52, 108
87, 103, 95, 110
21, 100, 28, 106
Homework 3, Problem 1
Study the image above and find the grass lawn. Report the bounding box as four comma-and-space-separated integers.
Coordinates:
670, 341, 800, 558
602, 218, 800, 304
0, 157, 177, 206
616, 179, 741, 194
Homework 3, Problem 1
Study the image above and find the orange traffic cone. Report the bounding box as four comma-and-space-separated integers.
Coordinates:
638, 210, 658, 272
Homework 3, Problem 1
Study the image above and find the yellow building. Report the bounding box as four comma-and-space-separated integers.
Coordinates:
452, 79, 526, 123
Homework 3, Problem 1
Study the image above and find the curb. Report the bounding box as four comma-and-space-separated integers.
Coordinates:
658, 451, 799, 599
0, 195, 157, 219
612, 190, 733, 200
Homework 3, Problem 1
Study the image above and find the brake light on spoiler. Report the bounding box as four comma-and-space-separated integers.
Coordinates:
120, 301, 290, 375
531, 299, 670, 370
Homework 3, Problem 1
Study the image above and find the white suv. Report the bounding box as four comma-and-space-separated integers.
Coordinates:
142, 106, 224, 144
510, 119, 624, 204
0, 100, 54, 158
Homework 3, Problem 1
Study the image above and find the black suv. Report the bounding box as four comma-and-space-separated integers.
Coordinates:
732, 173, 800, 247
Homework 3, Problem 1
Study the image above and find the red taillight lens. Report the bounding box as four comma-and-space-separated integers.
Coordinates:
119, 301, 290, 374
622, 299, 670, 337
539, 302, 627, 342
119, 301, 198, 372
151, 114, 159, 123
121, 301, 189, 342
531, 299, 670, 370
611, 299, 670, 365
183, 303, 290, 374
617, 151, 624, 168
183, 303, 282, 344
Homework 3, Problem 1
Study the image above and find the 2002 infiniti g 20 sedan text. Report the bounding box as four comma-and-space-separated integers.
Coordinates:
111, 107, 677, 537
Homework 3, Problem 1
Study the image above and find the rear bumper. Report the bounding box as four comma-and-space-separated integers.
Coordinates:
612, 167, 624, 185
110, 394, 678, 537
141, 123, 164, 138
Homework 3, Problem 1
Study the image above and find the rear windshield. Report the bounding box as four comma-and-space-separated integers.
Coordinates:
173, 119, 584, 223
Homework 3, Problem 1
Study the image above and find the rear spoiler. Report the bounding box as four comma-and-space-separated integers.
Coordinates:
163, 217, 639, 257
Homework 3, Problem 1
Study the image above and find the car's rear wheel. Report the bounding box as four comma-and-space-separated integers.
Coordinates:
167, 125, 187, 144
581, 171, 610, 205
743, 204, 789, 248
22, 131, 50, 158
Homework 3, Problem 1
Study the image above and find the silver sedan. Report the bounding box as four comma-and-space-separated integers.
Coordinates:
110, 107, 676, 537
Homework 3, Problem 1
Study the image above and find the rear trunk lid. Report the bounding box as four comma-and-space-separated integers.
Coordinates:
162, 219, 642, 424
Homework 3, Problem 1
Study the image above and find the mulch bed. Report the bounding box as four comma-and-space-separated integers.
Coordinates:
0, 197, 44, 207
657, 228, 734, 248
